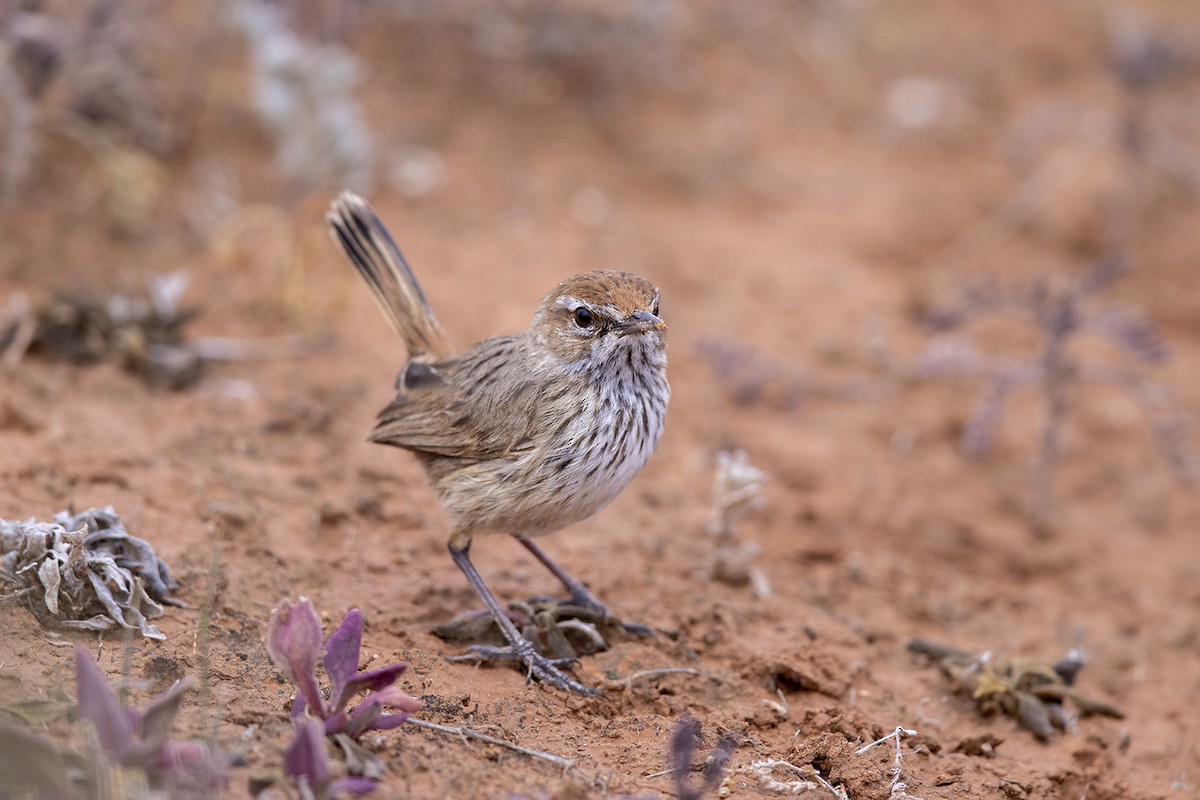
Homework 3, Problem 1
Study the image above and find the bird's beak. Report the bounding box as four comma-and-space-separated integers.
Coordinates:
613, 310, 667, 336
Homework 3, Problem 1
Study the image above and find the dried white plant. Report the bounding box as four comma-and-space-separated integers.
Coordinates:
706, 449, 770, 598
231, 0, 375, 193
0, 507, 180, 640
856, 727, 921, 799
740, 759, 848, 797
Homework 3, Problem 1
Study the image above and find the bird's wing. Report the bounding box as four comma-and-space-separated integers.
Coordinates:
369, 336, 560, 461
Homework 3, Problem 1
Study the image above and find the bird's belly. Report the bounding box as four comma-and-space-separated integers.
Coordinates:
439, 389, 666, 537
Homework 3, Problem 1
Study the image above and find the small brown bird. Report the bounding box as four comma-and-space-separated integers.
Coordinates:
327, 192, 669, 694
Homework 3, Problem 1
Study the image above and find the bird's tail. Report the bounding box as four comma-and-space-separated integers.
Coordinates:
327, 191, 451, 360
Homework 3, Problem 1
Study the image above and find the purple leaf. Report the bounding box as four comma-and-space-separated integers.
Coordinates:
74, 648, 137, 764
324, 609, 364, 709
284, 717, 331, 788
1072, 254, 1128, 298
330, 776, 379, 796
962, 373, 1026, 456
270, 598, 418, 748
154, 740, 229, 794
0, 720, 81, 800
703, 734, 737, 790
322, 710, 351, 737
669, 716, 735, 800
671, 715, 700, 783
73, 650, 227, 795
286, 718, 378, 798
267, 598, 327, 718
363, 685, 422, 715
1091, 307, 1169, 364
369, 713, 414, 731
338, 686, 421, 738
138, 677, 198, 751
334, 663, 407, 714
343, 702, 381, 739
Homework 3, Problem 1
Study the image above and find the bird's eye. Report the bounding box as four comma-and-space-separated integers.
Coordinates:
573, 306, 594, 328
651, 300, 660, 317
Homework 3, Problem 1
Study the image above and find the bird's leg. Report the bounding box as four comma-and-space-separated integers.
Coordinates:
448, 541, 598, 696
516, 536, 654, 637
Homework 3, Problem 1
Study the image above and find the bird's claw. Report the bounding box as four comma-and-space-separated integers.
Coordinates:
460, 644, 599, 696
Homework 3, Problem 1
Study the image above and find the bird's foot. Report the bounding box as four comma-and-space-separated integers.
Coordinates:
458, 642, 599, 696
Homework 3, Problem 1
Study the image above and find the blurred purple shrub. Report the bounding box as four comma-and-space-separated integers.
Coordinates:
0, 718, 79, 800
670, 716, 736, 800
918, 256, 1195, 530
74, 648, 228, 797
696, 336, 809, 411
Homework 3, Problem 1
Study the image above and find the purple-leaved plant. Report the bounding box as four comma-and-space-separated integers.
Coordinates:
268, 598, 421, 789
266, 597, 421, 739
670, 716, 736, 800
284, 717, 378, 799
74, 648, 228, 797
0, 719, 80, 800
918, 256, 1196, 532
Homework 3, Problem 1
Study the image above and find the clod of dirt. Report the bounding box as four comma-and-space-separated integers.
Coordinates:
788, 732, 887, 800
761, 648, 851, 698
0, 398, 42, 433
954, 732, 1005, 757
795, 707, 887, 747
143, 654, 187, 692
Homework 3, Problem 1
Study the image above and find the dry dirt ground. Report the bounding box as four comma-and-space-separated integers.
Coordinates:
3, 2, 1200, 799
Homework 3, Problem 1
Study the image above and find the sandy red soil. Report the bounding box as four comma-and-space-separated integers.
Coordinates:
3, 2, 1200, 798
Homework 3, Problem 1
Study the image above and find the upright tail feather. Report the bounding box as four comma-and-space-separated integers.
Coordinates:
327, 191, 451, 360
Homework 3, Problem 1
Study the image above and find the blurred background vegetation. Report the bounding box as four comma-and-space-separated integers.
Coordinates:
3, 1, 1196, 301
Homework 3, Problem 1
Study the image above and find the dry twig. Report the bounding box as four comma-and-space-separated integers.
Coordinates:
406, 719, 574, 771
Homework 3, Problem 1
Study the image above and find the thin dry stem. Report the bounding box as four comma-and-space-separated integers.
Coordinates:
406, 719, 574, 771
741, 760, 848, 797
601, 667, 702, 693
857, 727, 920, 799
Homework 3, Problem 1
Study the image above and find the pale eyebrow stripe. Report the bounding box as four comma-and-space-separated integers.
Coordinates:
557, 294, 622, 317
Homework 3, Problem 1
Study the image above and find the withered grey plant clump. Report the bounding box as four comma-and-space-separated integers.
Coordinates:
917, 256, 1196, 531
1, 271, 310, 389
0, 272, 207, 388
907, 640, 1124, 741
230, 0, 376, 194
0, 0, 170, 205
0, 506, 181, 639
